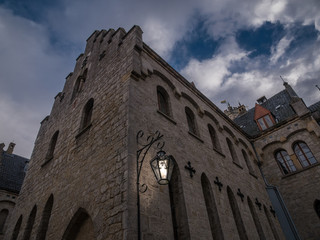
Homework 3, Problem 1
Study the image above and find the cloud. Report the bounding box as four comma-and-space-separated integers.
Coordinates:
0, 6, 73, 157
270, 36, 293, 64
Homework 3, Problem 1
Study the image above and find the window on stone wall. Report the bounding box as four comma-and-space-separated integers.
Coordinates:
242, 150, 255, 175
169, 164, 191, 239
157, 86, 171, 117
293, 142, 317, 168
201, 173, 224, 239
314, 199, 320, 219
275, 150, 296, 174
227, 186, 248, 240
36, 195, 54, 240
71, 69, 87, 102
46, 131, 59, 161
185, 107, 198, 135
22, 205, 37, 240
227, 138, 240, 165
0, 209, 9, 233
208, 124, 220, 151
80, 98, 94, 131
11, 215, 23, 240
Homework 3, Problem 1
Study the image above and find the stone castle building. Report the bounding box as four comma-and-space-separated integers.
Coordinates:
2, 25, 317, 239
0, 143, 29, 240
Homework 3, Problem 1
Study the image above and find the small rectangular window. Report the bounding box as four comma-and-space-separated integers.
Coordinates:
258, 118, 267, 130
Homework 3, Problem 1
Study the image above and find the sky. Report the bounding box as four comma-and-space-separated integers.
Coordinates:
0, 0, 319, 158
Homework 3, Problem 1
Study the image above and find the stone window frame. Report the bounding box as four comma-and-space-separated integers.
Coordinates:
157, 86, 172, 118
208, 124, 221, 152
80, 98, 94, 131
185, 106, 199, 136
292, 141, 317, 168
45, 130, 59, 162
274, 149, 297, 175
70, 69, 88, 103
226, 137, 241, 167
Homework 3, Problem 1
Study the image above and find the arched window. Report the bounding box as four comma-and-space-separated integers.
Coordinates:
157, 86, 171, 117
263, 205, 279, 240
242, 150, 255, 174
80, 98, 94, 130
11, 215, 23, 240
36, 195, 54, 240
22, 205, 37, 240
314, 199, 320, 219
293, 142, 317, 167
247, 197, 266, 240
227, 186, 248, 240
61, 208, 95, 240
275, 150, 296, 174
208, 124, 220, 151
201, 173, 224, 239
227, 138, 240, 165
0, 209, 9, 233
71, 69, 87, 102
185, 107, 198, 135
46, 131, 59, 161
169, 164, 191, 240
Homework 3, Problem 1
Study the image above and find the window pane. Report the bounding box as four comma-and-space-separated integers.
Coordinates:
264, 115, 274, 127
258, 118, 267, 130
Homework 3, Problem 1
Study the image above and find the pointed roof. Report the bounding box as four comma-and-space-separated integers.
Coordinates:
254, 103, 271, 120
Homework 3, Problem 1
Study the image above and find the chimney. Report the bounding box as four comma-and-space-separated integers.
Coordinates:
0, 143, 5, 156
257, 96, 267, 104
6, 142, 16, 154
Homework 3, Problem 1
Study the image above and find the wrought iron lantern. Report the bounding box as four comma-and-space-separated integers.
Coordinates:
136, 130, 175, 240
150, 150, 175, 185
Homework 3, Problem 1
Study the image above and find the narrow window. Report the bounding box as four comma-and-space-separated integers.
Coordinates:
22, 206, 37, 240
247, 197, 266, 240
208, 124, 220, 151
157, 86, 171, 117
263, 205, 280, 240
314, 199, 320, 219
242, 150, 255, 174
227, 138, 240, 165
71, 69, 87, 102
80, 98, 94, 130
46, 131, 59, 161
11, 215, 23, 240
185, 107, 197, 135
61, 208, 95, 240
275, 150, 296, 174
36, 195, 54, 240
293, 142, 317, 167
201, 173, 224, 239
169, 165, 191, 240
227, 187, 248, 240
0, 209, 9, 233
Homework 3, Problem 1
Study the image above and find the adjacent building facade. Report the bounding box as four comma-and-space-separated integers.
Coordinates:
235, 83, 320, 239
3, 26, 285, 240
0, 143, 29, 240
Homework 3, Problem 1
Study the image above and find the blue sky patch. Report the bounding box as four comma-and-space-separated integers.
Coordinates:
236, 21, 285, 58
169, 17, 221, 70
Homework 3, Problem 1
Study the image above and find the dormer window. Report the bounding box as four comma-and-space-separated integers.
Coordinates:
257, 114, 274, 130
254, 103, 275, 131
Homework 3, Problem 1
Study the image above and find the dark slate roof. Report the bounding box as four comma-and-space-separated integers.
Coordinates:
234, 90, 297, 137
308, 101, 320, 113
0, 152, 29, 193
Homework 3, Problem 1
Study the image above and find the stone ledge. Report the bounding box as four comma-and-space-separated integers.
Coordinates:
188, 131, 204, 143
157, 110, 176, 125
